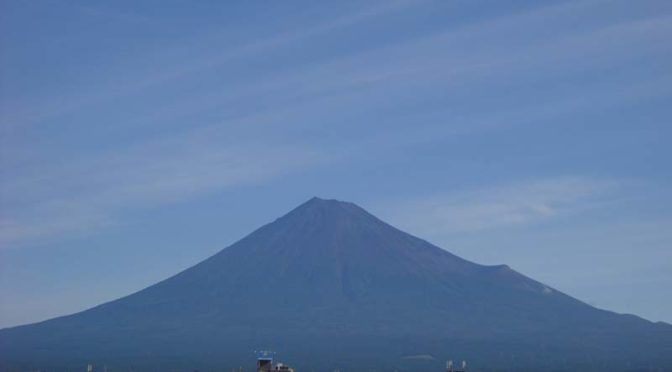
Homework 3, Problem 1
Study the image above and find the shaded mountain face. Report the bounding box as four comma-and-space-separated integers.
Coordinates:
1, 198, 671, 371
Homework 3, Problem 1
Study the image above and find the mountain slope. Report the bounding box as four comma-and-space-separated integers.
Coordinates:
1, 198, 671, 371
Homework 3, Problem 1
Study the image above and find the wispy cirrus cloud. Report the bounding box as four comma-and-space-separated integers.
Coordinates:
2, 0, 669, 249
0, 0, 418, 129
0, 136, 324, 247
377, 177, 623, 237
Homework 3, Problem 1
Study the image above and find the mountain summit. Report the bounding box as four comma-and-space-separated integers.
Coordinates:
1, 198, 671, 371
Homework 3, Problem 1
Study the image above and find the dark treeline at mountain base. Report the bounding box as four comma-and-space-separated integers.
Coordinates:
1, 198, 671, 371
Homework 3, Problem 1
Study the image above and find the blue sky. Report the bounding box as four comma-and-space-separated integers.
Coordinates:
1, 0, 671, 328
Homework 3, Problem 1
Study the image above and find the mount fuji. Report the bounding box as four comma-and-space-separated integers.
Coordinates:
1, 198, 670, 371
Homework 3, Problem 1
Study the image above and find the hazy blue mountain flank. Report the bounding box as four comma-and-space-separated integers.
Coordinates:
1, 198, 670, 371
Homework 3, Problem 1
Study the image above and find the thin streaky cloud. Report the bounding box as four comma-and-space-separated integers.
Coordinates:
90, 10, 672, 144
3, 0, 661, 143
377, 177, 624, 237
0, 140, 325, 248
3, 38, 668, 249
2, 3, 669, 243
0, 0, 419, 129
0, 0, 612, 130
